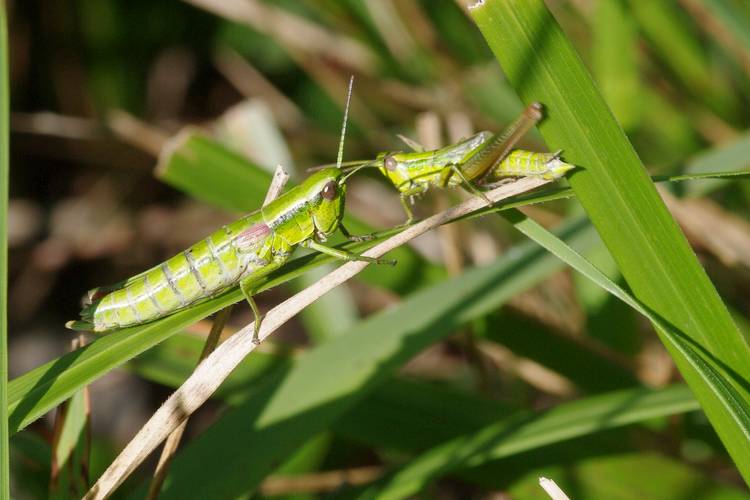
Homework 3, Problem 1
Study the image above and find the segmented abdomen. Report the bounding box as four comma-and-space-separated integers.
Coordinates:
489, 150, 575, 181
87, 215, 277, 332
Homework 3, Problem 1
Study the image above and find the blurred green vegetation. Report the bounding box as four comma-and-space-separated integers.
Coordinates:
6, 0, 750, 498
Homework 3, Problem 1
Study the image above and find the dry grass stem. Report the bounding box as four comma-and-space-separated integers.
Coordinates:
84, 177, 549, 499
263, 165, 291, 206
661, 188, 750, 269
260, 466, 383, 495
145, 307, 232, 500
11, 112, 101, 140
679, 0, 750, 79
107, 110, 169, 157
477, 340, 576, 397
539, 477, 571, 500
213, 49, 305, 129
183, 0, 376, 74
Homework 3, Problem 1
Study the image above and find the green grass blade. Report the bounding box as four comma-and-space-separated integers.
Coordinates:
49, 388, 90, 499
461, 169, 750, 224
592, 0, 641, 131
683, 132, 750, 197
505, 209, 750, 439
8, 297, 229, 435
506, 452, 749, 499
628, 0, 735, 116
358, 384, 698, 499
471, 0, 750, 482
156, 130, 272, 212
0, 4, 9, 498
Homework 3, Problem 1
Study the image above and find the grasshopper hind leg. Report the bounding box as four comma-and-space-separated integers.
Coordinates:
240, 278, 263, 345
449, 165, 493, 207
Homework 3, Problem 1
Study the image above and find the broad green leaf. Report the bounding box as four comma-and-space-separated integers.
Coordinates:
337, 377, 516, 453
156, 130, 272, 212
508, 452, 749, 500
628, 0, 736, 116
153, 213, 598, 499
270, 433, 332, 500
0, 6, 9, 499
8, 295, 231, 434
471, 0, 750, 483
359, 206, 749, 498
593, 0, 641, 130
358, 385, 698, 499
484, 309, 638, 392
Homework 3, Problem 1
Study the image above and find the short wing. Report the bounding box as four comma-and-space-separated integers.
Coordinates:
235, 222, 272, 252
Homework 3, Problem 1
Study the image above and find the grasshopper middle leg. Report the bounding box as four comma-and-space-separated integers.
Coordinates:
240, 278, 264, 345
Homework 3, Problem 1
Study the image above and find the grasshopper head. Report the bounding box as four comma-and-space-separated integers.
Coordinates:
377, 152, 412, 193
304, 167, 346, 237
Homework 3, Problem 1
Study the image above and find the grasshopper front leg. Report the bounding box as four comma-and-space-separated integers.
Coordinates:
239, 278, 264, 345
395, 183, 431, 226
399, 194, 416, 227
303, 239, 396, 266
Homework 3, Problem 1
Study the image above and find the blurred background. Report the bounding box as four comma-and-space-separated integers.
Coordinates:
7, 0, 750, 498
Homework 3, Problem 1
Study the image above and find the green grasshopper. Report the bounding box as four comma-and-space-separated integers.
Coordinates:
67, 79, 390, 342
326, 103, 575, 224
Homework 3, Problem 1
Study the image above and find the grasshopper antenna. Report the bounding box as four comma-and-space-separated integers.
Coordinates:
332, 76, 377, 183
337, 75, 354, 170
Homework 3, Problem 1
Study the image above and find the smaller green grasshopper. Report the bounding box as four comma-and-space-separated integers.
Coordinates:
323, 103, 575, 224
67, 78, 392, 342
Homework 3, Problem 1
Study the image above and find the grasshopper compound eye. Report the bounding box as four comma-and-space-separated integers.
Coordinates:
321, 180, 337, 200
384, 155, 397, 171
